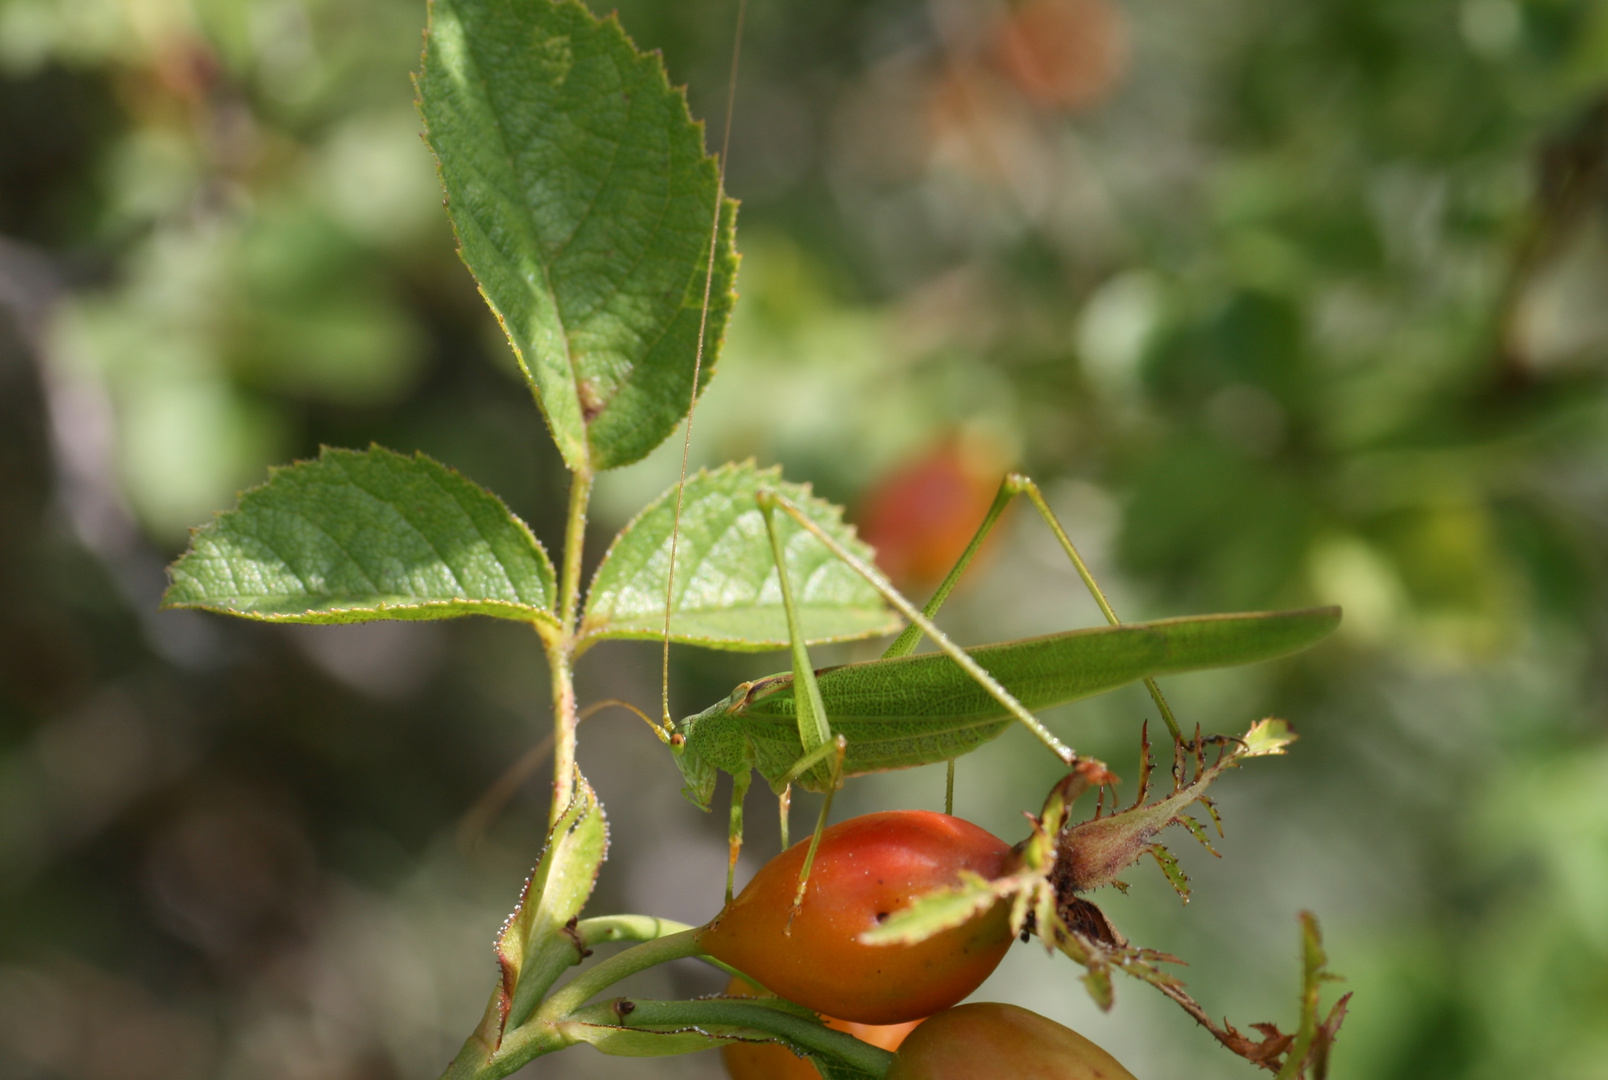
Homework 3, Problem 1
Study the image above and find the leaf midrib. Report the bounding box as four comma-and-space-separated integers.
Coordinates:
199, 453, 542, 608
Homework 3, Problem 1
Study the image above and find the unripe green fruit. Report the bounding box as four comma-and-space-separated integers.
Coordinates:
886, 1002, 1138, 1080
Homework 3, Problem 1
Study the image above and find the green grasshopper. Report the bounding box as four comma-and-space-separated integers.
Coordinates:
640, 469, 1339, 906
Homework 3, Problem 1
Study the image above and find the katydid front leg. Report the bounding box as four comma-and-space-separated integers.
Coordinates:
875, 477, 1018, 812
781, 732, 846, 923
756, 489, 847, 919
711, 488, 838, 908
725, 766, 751, 905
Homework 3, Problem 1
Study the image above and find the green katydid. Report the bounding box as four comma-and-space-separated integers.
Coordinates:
545, 0, 1340, 911
517, 0, 1344, 912
577, 459, 1340, 907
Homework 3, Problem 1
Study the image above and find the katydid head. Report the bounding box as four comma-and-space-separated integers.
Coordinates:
668, 685, 749, 810
669, 733, 718, 812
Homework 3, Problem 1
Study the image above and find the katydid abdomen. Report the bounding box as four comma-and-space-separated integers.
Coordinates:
672, 605, 1340, 805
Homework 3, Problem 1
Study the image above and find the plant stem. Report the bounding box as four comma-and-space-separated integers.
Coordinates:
536, 927, 704, 1022
546, 644, 578, 821
461, 931, 708, 1076
438, 916, 695, 1080
550, 466, 594, 821
559, 999, 895, 1077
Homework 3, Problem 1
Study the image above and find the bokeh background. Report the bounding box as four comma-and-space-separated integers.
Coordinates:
4, 0, 1608, 1076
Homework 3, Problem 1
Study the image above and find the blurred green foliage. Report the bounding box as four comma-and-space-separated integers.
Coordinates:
2, 0, 1608, 1077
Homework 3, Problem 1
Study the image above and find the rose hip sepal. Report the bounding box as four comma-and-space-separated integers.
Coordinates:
697, 811, 1013, 1025
885, 1003, 1138, 1080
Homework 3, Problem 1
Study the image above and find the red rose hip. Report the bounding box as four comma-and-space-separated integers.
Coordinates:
697, 811, 1014, 1025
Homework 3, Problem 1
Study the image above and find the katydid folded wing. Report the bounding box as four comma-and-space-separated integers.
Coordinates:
729, 606, 1341, 790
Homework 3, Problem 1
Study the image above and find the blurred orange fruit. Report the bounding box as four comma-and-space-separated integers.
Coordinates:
994, 0, 1130, 113
857, 436, 1009, 587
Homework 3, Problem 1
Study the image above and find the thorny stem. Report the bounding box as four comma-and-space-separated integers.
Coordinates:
550, 466, 594, 821
1274, 912, 1346, 1080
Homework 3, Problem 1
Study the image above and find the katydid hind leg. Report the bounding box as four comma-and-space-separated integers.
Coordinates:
756, 492, 834, 758
1010, 474, 1185, 743
879, 471, 1184, 743
883, 470, 1183, 741
880, 478, 1016, 660
770, 492, 1079, 767
751, 497, 853, 921
759, 487, 846, 898
788, 734, 847, 925
873, 475, 1017, 813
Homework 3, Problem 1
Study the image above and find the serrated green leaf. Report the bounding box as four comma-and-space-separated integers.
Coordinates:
418, 0, 737, 472
1242, 717, 1296, 757
498, 769, 608, 1031
858, 870, 1003, 946
580, 462, 901, 650
162, 446, 558, 627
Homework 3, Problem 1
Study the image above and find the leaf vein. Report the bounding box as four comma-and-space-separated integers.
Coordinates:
334, 451, 475, 599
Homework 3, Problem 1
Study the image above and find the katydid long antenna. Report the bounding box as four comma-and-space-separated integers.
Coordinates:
456, 699, 658, 851
660, 0, 749, 734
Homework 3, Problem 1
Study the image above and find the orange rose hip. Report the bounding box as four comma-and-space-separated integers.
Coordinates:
697, 811, 1014, 1025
